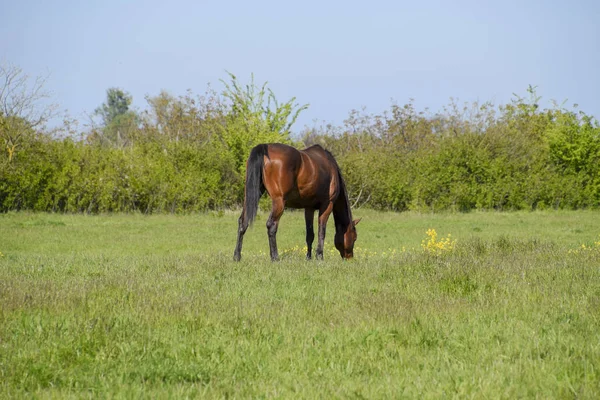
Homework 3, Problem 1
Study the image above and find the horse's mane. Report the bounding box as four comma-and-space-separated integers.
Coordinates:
318, 146, 353, 230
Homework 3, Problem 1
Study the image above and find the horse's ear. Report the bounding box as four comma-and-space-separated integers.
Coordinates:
352, 218, 362, 227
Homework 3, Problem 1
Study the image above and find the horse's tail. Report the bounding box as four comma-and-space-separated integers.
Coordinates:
243, 144, 268, 226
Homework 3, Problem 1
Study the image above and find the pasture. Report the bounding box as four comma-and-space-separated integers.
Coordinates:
1, 210, 600, 398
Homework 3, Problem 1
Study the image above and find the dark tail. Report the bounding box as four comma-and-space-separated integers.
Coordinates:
243, 144, 268, 226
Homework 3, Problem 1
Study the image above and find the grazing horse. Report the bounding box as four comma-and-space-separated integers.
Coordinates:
233, 143, 360, 261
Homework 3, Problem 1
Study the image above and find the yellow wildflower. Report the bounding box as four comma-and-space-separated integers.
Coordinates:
421, 229, 456, 255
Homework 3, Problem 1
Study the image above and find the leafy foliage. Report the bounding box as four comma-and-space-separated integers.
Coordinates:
1, 75, 600, 213
219, 72, 308, 173
313, 90, 600, 212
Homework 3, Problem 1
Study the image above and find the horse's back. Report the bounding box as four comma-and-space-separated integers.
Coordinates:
264, 143, 303, 172
263, 143, 332, 167
301, 144, 329, 159
264, 143, 334, 173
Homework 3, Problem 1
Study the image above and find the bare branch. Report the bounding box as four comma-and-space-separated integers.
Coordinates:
0, 62, 57, 128
350, 183, 372, 209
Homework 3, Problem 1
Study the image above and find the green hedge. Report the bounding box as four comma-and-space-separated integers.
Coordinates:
1, 91, 599, 213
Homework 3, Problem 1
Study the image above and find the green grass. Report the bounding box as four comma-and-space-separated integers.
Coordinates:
1, 210, 600, 398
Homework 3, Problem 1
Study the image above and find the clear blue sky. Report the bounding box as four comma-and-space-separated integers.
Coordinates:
2, 0, 599, 132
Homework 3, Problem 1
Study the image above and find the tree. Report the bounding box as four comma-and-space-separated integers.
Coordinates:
219, 72, 308, 172
92, 88, 138, 146
0, 62, 57, 162
143, 88, 225, 143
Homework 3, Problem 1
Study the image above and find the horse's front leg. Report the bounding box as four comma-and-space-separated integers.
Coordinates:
304, 208, 315, 260
316, 203, 334, 260
266, 197, 285, 261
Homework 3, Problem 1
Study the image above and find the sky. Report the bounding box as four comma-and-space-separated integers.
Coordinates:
2, 0, 599, 133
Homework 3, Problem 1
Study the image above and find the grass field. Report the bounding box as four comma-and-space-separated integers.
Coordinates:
1, 209, 600, 398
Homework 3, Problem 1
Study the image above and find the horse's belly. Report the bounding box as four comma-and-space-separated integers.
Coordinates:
285, 189, 321, 209
285, 195, 318, 209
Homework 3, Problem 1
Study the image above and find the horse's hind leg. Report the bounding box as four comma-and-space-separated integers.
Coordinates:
233, 213, 248, 261
267, 197, 285, 261
305, 208, 315, 260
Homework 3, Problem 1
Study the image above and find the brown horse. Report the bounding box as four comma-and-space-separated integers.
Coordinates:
233, 143, 360, 261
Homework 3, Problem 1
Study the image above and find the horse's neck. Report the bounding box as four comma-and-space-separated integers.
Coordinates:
333, 190, 352, 232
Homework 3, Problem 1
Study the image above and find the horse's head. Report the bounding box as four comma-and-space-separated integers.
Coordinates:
335, 218, 361, 259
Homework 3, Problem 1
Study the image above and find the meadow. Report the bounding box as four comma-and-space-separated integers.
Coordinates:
1, 210, 600, 398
